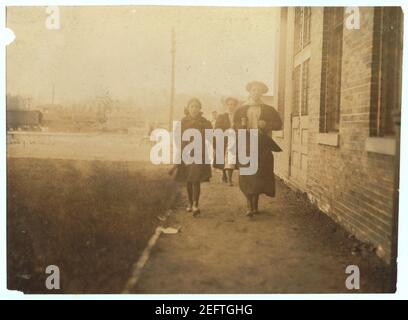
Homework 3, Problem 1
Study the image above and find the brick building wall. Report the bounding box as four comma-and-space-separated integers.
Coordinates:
273, 7, 399, 262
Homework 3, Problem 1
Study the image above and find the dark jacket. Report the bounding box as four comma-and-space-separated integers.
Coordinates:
233, 104, 283, 197
174, 114, 212, 183
214, 113, 233, 131
233, 104, 282, 152
233, 104, 282, 132
213, 112, 236, 170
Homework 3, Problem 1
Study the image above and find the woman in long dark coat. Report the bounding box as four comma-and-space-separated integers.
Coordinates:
174, 98, 212, 216
234, 81, 282, 217
213, 97, 239, 186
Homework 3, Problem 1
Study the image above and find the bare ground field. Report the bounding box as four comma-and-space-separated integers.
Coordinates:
7, 158, 178, 294
7, 132, 152, 162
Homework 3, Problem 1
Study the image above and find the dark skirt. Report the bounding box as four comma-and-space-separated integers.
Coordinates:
238, 133, 277, 197
175, 163, 212, 183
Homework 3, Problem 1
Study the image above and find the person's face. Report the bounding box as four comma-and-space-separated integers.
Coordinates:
188, 102, 201, 118
249, 86, 263, 101
226, 100, 237, 113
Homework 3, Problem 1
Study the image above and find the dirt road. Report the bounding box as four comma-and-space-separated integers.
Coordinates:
133, 171, 390, 293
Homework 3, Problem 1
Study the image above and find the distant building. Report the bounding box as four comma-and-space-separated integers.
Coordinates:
6, 94, 33, 111
7, 110, 42, 130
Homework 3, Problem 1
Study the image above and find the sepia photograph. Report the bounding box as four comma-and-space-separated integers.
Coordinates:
5, 5, 403, 295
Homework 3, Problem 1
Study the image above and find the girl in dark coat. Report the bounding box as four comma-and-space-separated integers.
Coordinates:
174, 98, 212, 216
234, 81, 282, 217
213, 97, 239, 186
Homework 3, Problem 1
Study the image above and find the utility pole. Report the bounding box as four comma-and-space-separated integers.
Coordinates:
169, 28, 176, 130
51, 83, 55, 105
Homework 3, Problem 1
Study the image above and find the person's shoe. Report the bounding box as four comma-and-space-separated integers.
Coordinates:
228, 180, 233, 186
186, 205, 192, 212
245, 210, 254, 217
253, 209, 259, 215
192, 206, 201, 216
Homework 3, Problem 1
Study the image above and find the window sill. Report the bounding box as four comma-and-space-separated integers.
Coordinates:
365, 137, 396, 156
317, 132, 339, 147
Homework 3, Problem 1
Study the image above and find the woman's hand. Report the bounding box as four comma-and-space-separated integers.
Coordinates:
258, 120, 266, 129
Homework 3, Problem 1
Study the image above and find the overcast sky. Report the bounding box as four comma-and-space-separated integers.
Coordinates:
7, 6, 278, 114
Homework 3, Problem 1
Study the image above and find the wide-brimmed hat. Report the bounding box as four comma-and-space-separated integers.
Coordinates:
246, 81, 269, 94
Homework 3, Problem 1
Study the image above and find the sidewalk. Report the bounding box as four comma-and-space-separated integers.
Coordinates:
132, 171, 390, 293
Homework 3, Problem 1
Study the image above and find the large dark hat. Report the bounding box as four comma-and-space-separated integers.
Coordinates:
246, 81, 269, 94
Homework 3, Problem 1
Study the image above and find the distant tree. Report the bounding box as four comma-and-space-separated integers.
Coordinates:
6, 94, 24, 110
